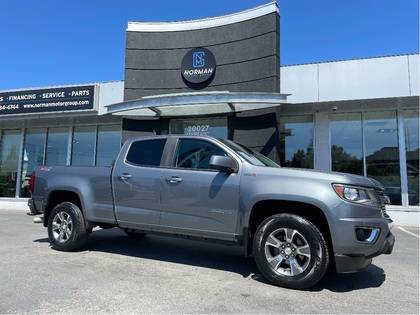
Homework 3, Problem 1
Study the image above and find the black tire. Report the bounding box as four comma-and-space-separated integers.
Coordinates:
124, 229, 146, 239
253, 213, 329, 289
47, 202, 88, 251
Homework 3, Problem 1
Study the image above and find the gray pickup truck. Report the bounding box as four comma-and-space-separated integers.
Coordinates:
29, 135, 394, 289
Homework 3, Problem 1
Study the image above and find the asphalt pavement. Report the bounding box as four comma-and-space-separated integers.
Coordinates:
0, 209, 419, 314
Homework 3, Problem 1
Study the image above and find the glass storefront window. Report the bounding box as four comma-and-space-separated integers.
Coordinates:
404, 110, 419, 205
0, 130, 21, 197
330, 111, 404, 205
330, 113, 364, 175
71, 126, 96, 166
170, 118, 228, 138
20, 128, 46, 197
46, 127, 68, 166
279, 115, 314, 168
364, 111, 401, 205
96, 125, 121, 166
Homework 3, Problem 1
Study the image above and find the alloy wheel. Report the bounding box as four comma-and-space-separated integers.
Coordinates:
264, 227, 312, 276
52, 211, 73, 243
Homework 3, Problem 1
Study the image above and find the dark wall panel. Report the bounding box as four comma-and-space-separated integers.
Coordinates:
125, 32, 278, 69
126, 13, 278, 49
124, 77, 279, 100
125, 56, 278, 89
124, 12, 280, 100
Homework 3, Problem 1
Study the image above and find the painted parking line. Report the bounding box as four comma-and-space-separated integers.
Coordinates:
397, 226, 420, 239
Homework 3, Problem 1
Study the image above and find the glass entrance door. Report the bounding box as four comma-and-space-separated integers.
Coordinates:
330, 111, 402, 205
170, 117, 228, 139
364, 111, 401, 205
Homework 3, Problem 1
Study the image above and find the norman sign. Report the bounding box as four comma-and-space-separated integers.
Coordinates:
181, 48, 216, 84
0, 85, 95, 115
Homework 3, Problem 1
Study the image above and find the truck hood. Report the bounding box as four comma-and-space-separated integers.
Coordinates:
261, 167, 384, 190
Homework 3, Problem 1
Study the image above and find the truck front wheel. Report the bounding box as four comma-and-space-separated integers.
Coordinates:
253, 213, 329, 289
47, 202, 88, 251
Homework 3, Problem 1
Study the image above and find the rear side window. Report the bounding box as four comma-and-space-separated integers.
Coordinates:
126, 139, 166, 167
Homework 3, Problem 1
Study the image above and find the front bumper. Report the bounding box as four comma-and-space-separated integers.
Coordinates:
335, 228, 395, 273
328, 195, 396, 274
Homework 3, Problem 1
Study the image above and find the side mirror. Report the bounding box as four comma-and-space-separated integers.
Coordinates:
209, 155, 237, 173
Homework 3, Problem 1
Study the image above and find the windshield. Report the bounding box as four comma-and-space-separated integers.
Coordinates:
218, 139, 280, 168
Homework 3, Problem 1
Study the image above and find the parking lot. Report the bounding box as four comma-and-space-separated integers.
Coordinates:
0, 209, 418, 314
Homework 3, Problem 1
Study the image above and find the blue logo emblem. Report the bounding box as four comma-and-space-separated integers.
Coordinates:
182, 48, 215, 83
192, 51, 205, 68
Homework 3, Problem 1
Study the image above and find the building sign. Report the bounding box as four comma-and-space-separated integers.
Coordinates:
0, 85, 95, 115
181, 48, 216, 84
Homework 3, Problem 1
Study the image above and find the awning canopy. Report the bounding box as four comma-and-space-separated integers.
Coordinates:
105, 91, 288, 117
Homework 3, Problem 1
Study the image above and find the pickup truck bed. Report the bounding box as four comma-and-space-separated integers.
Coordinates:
32, 166, 116, 224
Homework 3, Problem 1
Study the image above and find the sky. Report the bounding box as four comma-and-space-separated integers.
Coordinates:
0, 0, 418, 90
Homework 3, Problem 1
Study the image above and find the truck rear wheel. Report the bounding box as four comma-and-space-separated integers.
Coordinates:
47, 202, 88, 251
253, 213, 329, 289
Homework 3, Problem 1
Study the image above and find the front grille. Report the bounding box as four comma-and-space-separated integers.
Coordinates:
374, 189, 391, 218
381, 208, 390, 219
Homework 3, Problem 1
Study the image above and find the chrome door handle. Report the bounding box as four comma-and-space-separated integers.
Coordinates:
119, 173, 132, 181
166, 176, 183, 184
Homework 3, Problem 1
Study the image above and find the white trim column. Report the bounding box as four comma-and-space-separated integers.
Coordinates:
397, 110, 409, 207
66, 126, 73, 166
314, 111, 331, 171
93, 126, 99, 166
15, 128, 25, 198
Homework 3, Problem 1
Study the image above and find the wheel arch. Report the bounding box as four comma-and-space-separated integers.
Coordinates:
43, 190, 83, 227
246, 199, 334, 261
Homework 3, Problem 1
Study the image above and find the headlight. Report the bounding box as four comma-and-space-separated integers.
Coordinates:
332, 184, 377, 205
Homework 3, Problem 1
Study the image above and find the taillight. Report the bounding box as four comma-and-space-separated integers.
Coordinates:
29, 171, 36, 193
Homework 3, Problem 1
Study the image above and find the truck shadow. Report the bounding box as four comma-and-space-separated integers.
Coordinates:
34, 227, 386, 292
251, 264, 386, 292
311, 264, 386, 292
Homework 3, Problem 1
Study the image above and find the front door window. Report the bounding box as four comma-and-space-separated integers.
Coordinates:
174, 139, 227, 170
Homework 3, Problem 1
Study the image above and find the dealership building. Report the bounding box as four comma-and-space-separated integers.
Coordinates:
0, 2, 418, 224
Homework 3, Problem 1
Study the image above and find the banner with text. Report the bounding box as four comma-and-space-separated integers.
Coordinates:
0, 85, 95, 115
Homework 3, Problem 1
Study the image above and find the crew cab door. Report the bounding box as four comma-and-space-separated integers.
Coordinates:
112, 138, 166, 228
159, 138, 240, 240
